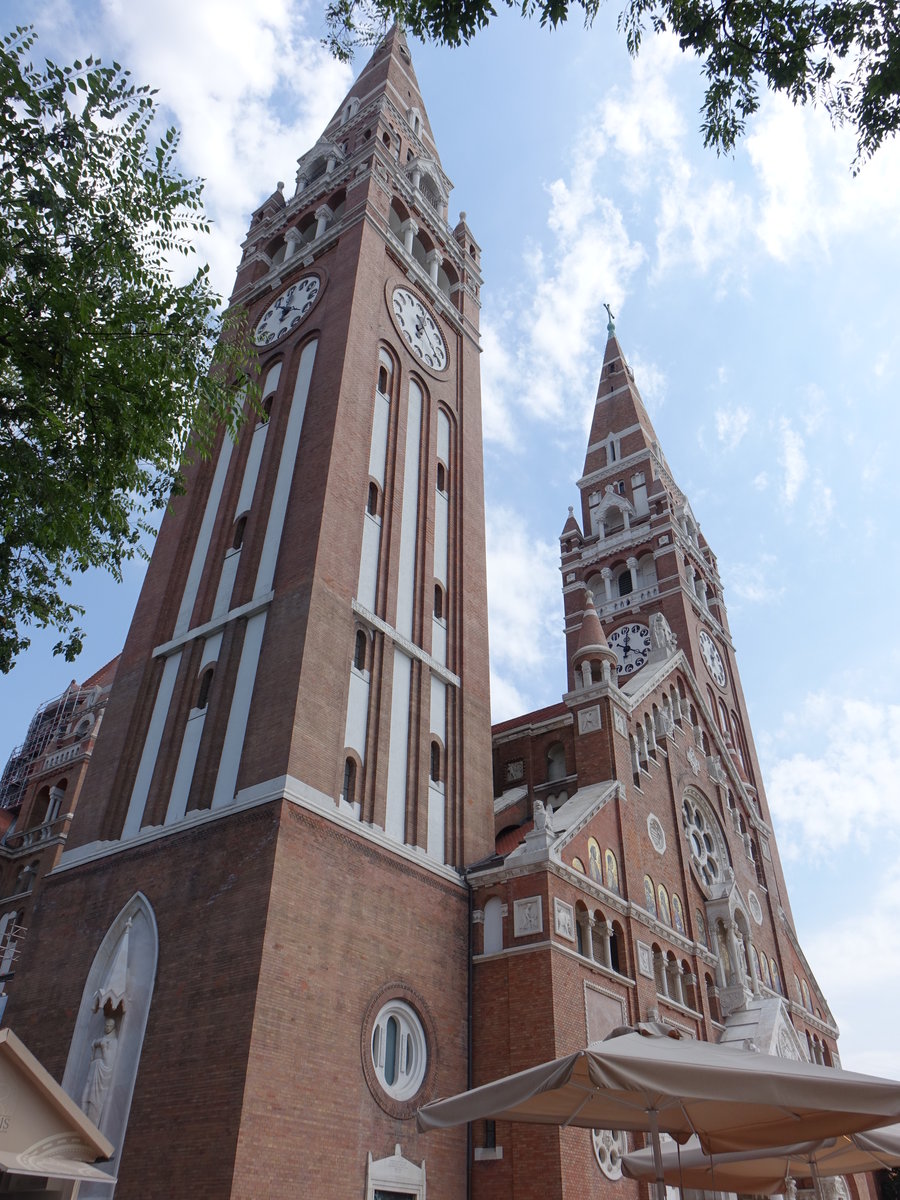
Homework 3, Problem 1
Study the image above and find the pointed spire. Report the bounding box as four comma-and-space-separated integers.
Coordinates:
573, 590, 616, 667
581, 324, 661, 483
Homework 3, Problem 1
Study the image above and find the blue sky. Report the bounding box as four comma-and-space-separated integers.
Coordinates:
3, 1, 900, 1077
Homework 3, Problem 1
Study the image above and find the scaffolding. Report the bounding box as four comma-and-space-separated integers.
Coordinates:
0, 684, 87, 811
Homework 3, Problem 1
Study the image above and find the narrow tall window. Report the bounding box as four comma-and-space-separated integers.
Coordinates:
436, 462, 447, 492
354, 630, 367, 671
430, 741, 441, 784
232, 515, 247, 551
197, 667, 214, 710
367, 482, 379, 516
434, 584, 444, 620
343, 757, 357, 806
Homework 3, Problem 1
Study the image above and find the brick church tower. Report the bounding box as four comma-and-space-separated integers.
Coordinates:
7, 27, 492, 1198
468, 316, 841, 1200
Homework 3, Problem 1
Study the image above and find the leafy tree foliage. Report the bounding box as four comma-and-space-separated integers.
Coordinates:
0, 28, 255, 674
325, 0, 899, 163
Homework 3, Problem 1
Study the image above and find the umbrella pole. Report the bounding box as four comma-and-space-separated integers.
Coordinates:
809, 1158, 825, 1200
647, 1109, 667, 1200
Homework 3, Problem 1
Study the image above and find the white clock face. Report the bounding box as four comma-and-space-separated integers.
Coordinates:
608, 623, 651, 676
699, 630, 727, 688
254, 275, 320, 346
391, 287, 447, 370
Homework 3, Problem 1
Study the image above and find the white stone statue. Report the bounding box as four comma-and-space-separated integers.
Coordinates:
533, 798, 554, 834
649, 612, 677, 654
81, 1016, 118, 1125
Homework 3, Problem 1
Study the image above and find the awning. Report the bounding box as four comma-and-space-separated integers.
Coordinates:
0, 1028, 114, 1183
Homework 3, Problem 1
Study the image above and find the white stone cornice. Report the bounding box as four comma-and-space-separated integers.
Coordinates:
52, 772, 465, 887
153, 592, 274, 659
352, 600, 460, 687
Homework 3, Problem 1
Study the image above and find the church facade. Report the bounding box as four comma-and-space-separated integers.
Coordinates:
0, 26, 851, 1200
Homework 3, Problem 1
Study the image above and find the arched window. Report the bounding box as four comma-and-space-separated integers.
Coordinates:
770, 958, 783, 994
604, 509, 625, 537
353, 630, 367, 672
755, 951, 770, 988
546, 743, 566, 782
610, 921, 623, 974
430, 741, 442, 784
231, 515, 247, 551
197, 666, 214, 711
434, 584, 444, 620
644, 875, 657, 918
377, 360, 392, 396
604, 848, 619, 894
261, 392, 275, 422
367, 481, 380, 516
436, 462, 447, 493
657, 884, 671, 926
342, 757, 357, 806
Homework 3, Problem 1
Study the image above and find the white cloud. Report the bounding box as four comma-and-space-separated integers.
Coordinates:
714, 406, 750, 450
481, 154, 645, 443
801, 384, 828, 435
486, 507, 562, 721
746, 92, 900, 263
752, 471, 769, 491
628, 354, 667, 415
778, 419, 808, 505
766, 695, 900, 859
804, 866, 900, 1076
723, 554, 784, 605
45, 0, 354, 298
806, 477, 834, 531
480, 320, 521, 450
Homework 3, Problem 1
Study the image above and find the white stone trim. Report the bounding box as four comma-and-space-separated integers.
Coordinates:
152, 591, 274, 659
352, 600, 460, 687
52, 773, 465, 887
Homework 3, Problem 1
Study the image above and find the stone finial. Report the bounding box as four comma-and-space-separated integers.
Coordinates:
276, 180, 284, 193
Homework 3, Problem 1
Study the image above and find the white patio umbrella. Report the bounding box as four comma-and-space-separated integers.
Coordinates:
622, 1125, 900, 1195
417, 1028, 900, 1200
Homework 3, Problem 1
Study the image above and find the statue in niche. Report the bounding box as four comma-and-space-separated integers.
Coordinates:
81, 1015, 119, 1125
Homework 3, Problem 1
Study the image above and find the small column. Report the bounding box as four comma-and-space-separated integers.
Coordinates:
601, 567, 613, 601
670, 962, 685, 1006
284, 227, 303, 261
410, 165, 422, 189
426, 249, 442, 284
296, 172, 308, 194
684, 972, 697, 1010
580, 915, 595, 962
596, 921, 612, 970
697, 576, 708, 606
325, 153, 337, 174
314, 205, 333, 240
401, 218, 419, 255
654, 951, 670, 998
626, 556, 638, 592
48, 785, 65, 822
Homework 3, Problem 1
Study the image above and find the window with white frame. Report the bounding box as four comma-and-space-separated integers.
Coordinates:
370, 1000, 428, 1100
